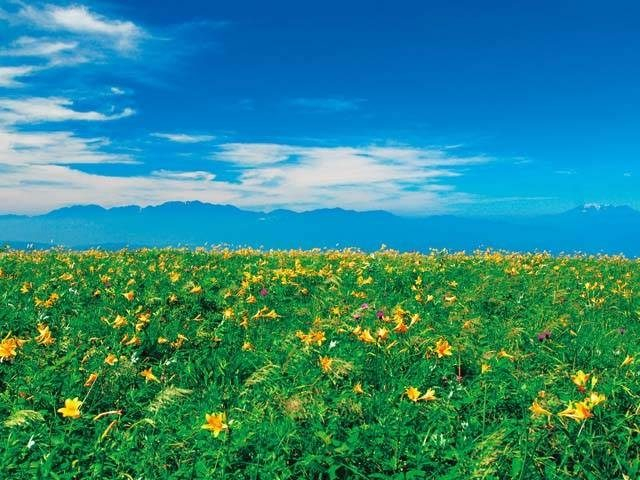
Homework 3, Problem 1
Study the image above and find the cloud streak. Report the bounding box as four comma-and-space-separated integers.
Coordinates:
0, 65, 39, 87
0, 97, 135, 125
1, 36, 78, 58
0, 129, 135, 166
151, 132, 216, 143
9, 3, 145, 53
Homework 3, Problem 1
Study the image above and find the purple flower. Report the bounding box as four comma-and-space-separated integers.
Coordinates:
619, 327, 626, 335
259, 287, 268, 297
361, 303, 369, 310
376, 310, 384, 319
536, 330, 551, 342
353, 313, 361, 320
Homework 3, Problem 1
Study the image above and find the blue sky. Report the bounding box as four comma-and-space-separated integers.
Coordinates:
0, 0, 638, 216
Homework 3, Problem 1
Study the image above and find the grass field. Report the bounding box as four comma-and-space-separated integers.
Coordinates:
1, 248, 639, 479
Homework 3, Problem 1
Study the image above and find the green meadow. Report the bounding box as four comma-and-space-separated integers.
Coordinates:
1, 248, 639, 479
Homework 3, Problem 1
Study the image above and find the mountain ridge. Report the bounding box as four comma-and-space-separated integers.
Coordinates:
1, 202, 638, 255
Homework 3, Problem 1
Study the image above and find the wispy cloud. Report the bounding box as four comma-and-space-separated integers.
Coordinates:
0, 140, 489, 215
151, 132, 216, 143
1, 36, 78, 58
211, 143, 488, 212
9, 3, 145, 53
0, 129, 135, 166
151, 170, 216, 181
0, 65, 39, 87
0, 97, 135, 125
289, 97, 364, 112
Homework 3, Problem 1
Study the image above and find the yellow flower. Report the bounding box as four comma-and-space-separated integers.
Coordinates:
434, 339, 453, 358
420, 388, 437, 401
123, 291, 135, 301
497, 349, 515, 361
20, 282, 32, 294
444, 294, 457, 304
462, 320, 475, 330
571, 370, 590, 391
201, 412, 228, 437
135, 312, 151, 331
310, 331, 326, 346
58, 397, 82, 419
393, 320, 408, 334
353, 383, 364, 394
104, 353, 118, 366
621, 355, 634, 367
190, 285, 202, 294
171, 334, 188, 349
263, 309, 280, 319
122, 334, 141, 346
405, 386, 436, 402
35, 324, 55, 346
0, 337, 23, 362
406, 386, 421, 402
222, 308, 234, 319
113, 315, 128, 329
242, 341, 254, 351
319, 356, 333, 373
377, 328, 389, 342
529, 400, 551, 418
358, 329, 376, 344
140, 368, 160, 383
586, 392, 606, 407
169, 271, 181, 283
481, 363, 492, 374
84, 373, 98, 387
558, 401, 592, 422
296, 330, 326, 346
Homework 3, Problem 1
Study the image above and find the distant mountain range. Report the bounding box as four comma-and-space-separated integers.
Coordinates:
1, 202, 639, 256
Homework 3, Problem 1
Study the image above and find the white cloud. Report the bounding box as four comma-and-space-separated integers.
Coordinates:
0, 129, 135, 166
0, 65, 39, 87
13, 3, 145, 53
0, 139, 488, 215
1, 36, 78, 58
0, 97, 135, 125
151, 170, 216, 181
0, 164, 238, 215
151, 132, 216, 143
215, 143, 298, 165
110, 86, 126, 95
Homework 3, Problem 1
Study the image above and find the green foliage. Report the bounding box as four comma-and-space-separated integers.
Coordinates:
0, 248, 639, 479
